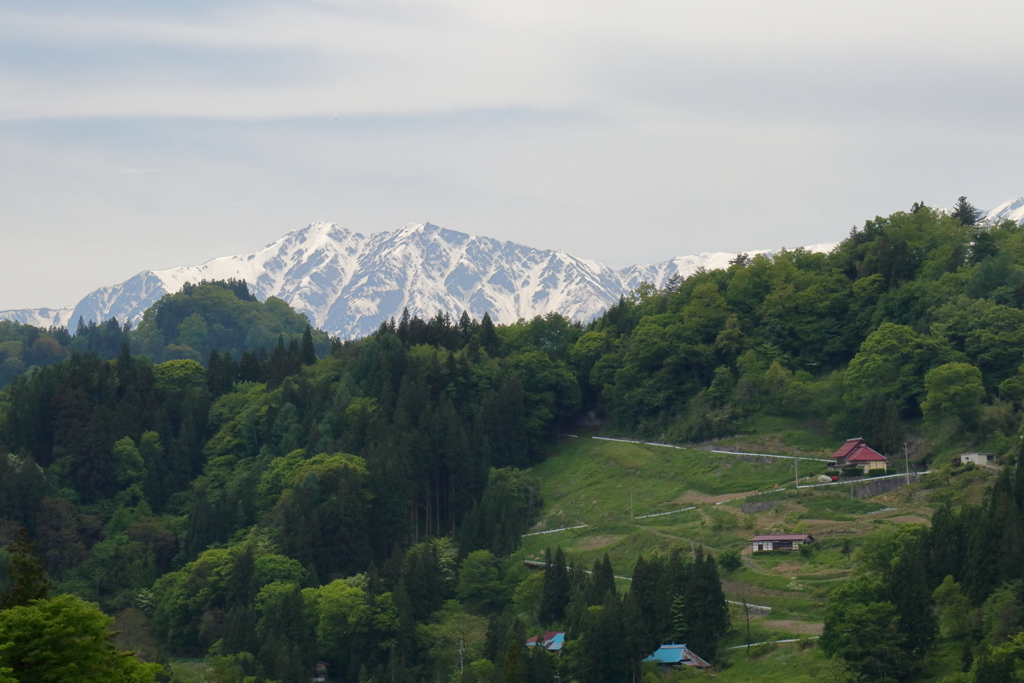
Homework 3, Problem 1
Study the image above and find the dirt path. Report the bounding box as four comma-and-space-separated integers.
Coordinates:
635, 525, 723, 553
675, 490, 758, 505
741, 555, 774, 576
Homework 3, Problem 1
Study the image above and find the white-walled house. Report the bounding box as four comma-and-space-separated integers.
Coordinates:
750, 534, 815, 552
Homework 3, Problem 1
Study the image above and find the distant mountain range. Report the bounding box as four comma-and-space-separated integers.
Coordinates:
5, 196, 1022, 339
0, 222, 830, 338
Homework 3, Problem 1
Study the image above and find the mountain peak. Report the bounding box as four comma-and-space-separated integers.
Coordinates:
987, 196, 1024, 224
0, 220, 830, 338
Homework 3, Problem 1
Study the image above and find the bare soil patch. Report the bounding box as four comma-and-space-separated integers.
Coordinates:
573, 535, 622, 550
886, 515, 928, 525
771, 562, 803, 574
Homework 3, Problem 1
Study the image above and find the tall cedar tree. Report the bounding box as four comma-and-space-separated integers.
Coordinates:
676, 548, 729, 662
539, 547, 570, 626
573, 594, 630, 683
0, 530, 50, 609
587, 554, 616, 605
951, 195, 982, 226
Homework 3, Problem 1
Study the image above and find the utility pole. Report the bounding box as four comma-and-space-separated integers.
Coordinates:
904, 443, 910, 485
630, 488, 634, 521
794, 457, 799, 489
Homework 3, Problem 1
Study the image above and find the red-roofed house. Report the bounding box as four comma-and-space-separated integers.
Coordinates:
830, 438, 888, 473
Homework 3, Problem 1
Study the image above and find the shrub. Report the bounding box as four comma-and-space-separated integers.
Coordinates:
719, 549, 742, 572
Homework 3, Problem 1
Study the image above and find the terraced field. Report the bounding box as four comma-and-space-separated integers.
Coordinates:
520, 435, 977, 678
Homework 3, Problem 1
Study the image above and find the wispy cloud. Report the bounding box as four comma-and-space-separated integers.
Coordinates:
1, 0, 1023, 310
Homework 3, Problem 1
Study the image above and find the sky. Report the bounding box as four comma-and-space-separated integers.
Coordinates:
2, 0, 1023, 311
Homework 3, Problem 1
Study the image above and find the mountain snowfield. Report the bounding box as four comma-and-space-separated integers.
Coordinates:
987, 196, 1024, 224
4, 196, 1022, 339
0, 221, 828, 338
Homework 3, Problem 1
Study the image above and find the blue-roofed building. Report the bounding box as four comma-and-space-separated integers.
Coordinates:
525, 631, 565, 652
643, 643, 711, 669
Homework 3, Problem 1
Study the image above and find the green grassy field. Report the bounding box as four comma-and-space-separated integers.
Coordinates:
521, 435, 963, 641
528, 437, 829, 527
519, 433, 999, 680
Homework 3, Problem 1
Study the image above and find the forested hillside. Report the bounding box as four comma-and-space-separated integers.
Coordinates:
0, 279, 330, 388
4, 200, 1024, 682
579, 201, 1024, 462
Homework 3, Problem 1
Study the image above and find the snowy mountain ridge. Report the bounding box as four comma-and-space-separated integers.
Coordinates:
0, 219, 833, 338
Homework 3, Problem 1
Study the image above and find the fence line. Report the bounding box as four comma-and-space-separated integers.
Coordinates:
522, 524, 589, 537
634, 506, 696, 520
725, 636, 817, 650
592, 436, 832, 463
593, 436, 685, 450
795, 471, 929, 489
710, 449, 832, 463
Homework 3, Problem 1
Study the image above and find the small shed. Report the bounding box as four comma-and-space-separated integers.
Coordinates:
643, 644, 710, 669
959, 453, 994, 466
750, 533, 815, 552
311, 661, 328, 683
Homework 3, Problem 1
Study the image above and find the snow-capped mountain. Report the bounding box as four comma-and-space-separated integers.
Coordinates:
986, 197, 1024, 225
2, 222, 824, 339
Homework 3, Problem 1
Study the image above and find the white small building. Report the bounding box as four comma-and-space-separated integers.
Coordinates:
959, 453, 994, 466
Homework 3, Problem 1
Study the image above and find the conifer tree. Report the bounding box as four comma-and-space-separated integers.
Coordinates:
621, 589, 652, 672
629, 554, 665, 650
884, 533, 937, 661
484, 607, 515, 664
539, 547, 570, 626
502, 619, 526, 683
301, 326, 316, 365
223, 545, 258, 655
480, 313, 500, 357
951, 196, 982, 226
676, 549, 729, 662
0, 530, 49, 610
573, 594, 630, 683
587, 554, 616, 605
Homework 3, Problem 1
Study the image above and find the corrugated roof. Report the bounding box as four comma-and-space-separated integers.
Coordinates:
646, 644, 688, 664
526, 631, 565, 652
831, 438, 887, 463
751, 534, 813, 541
846, 444, 887, 462
831, 438, 865, 460
644, 644, 710, 668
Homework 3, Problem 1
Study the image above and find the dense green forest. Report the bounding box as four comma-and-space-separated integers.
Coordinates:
5, 200, 1024, 682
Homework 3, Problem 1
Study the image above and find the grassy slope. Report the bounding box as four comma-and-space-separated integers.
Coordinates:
524, 434, 997, 681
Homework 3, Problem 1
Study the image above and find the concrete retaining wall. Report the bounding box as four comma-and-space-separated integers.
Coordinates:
852, 474, 922, 499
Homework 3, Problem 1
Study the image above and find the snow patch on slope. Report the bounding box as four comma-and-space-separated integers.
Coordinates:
0, 307, 76, 329
986, 196, 1024, 225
